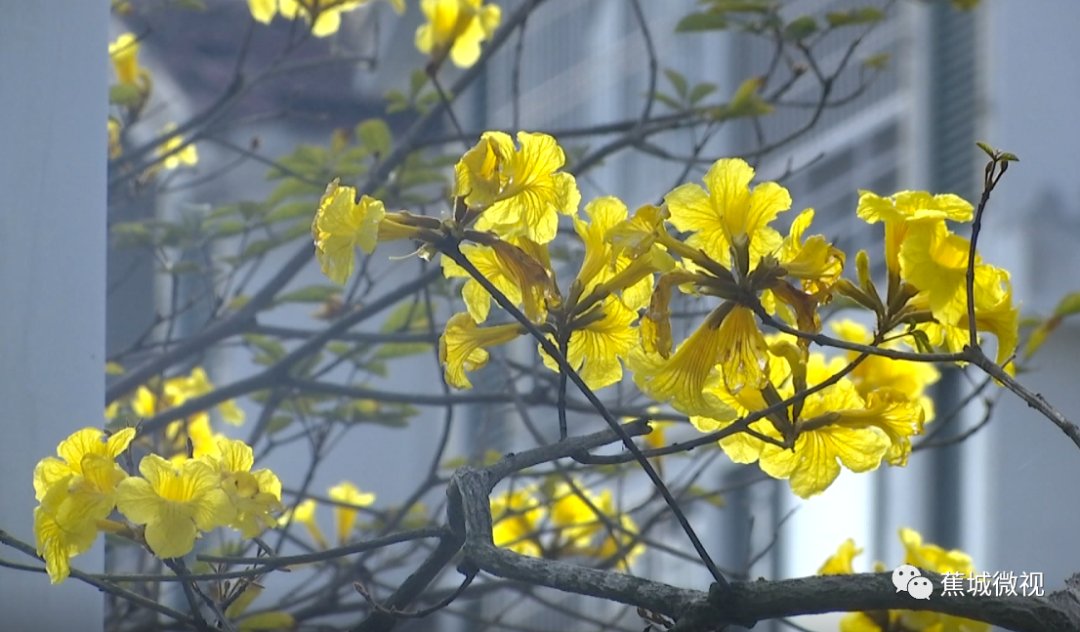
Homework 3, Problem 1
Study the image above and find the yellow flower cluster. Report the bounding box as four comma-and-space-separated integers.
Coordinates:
490, 481, 643, 570
309, 132, 1020, 499
819, 528, 989, 632
33, 429, 281, 583
106, 366, 244, 461
247, 0, 404, 37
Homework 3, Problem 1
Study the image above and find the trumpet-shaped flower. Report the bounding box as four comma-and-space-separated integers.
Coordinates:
777, 209, 845, 299
116, 455, 235, 558
312, 179, 386, 285
214, 438, 282, 538
33, 427, 135, 500
629, 308, 738, 420
664, 158, 791, 268
415, 0, 501, 68
715, 305, 770, 394
278, 499, 327, 549
108, 33, 146, 88
458, 131, 581, 244
540, 297, 637, 390
490, 486, 545, 557
574, 197, 670, 311
856, 189, 973, 277
34, 479, 101, 584
328, 481, 376, 544
439, 312, 524, 388
32, 427, 135, 583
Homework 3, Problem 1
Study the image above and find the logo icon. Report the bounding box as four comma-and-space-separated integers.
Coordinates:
892, 564, 934, 600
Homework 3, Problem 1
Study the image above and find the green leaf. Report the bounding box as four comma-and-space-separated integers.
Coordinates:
783, 15, 818, 40
863, 52, 891, 70
243, 334, 286, 365
688, 82, 718, 105
267, 200, 316, 224
380, 301, 428, 334
664, 69, 689, 99
277, 285, 341, 304
652, 93, 684, 111
1052, 292, 1080, 318
826, 7, 885, 27
409, 69, 429, 97
109, 83, 143, 106
909, 329, 934, 355
356, 119, 392, 157
265, 414, 294, 435
675, 12, 729, 32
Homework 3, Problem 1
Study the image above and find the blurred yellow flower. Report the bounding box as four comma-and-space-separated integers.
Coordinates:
491, 486, 544, 557
328, 481, 376, 544
415, 0, 501, 68
158, 123, 198, 170
108, 33, 145, 88
278, 498, 328, 549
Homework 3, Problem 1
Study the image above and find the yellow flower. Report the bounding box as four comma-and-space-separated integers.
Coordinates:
311, 179, 386, 285
856, 189, 972, 278
629, 308, 738, 420
328, 481, 376, 544
439, 312, 524, 388
664, 158, 791, 269
593, 513, 644, 571
894, 528, 989, 632
278, 499, 327, 549
116, 455, 235, 558
573, 197, 666, 311
715, 305, 770, 394
549, 482, 613, 549
490, 486, 544, 557
778, 209, 845, 299
442, 244, 525, 323
832, 319, 939, 422
415, 0, 501, 68
540, 297, 637, 390
458, 131, 581, 244
34, 480, 100, 584
756, 357, 904, 498
32, 427, 136, 583
33, 427, 135, 500
250, 0, 376, 37
442, 238, 555, 323
818, 538, 862, 575
158, 123, 198, 170
823, 530, 988, 632
108, 33, 144, 87
214, 438, 283, 538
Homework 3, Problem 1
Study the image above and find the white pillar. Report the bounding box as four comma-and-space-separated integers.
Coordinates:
0, 2, 107, 630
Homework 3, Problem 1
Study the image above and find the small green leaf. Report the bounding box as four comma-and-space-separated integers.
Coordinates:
277, 285, 341, 304
109, 83, 143, 106
826, 7, 885, 27
688, 82, 718, 105
909, 329, 934, 355
372, 342, 432, 360
356, 119, 392, 157
862, 52, 891, 71
664, 69, 689, 99
243, 334, 286, 365
783, 16, 818, 40
675, 12, 729, 32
